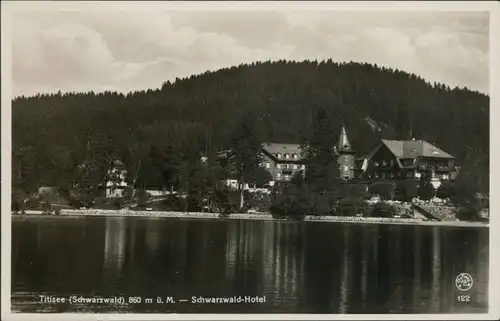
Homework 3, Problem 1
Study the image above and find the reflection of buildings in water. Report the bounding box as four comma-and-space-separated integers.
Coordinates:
225, 221, 303, 299
475, 233, 489, 307
128, 222, 136, 262
103, 217, 127, 272
225, 221, 258, 278
412, 228, 422, 310
430, 227, 442, 312
338, 228, 350, 313
145, 219, 161, 253
360, 227, 369, 308
225, 221, 268, 291
225, 221, 239, 279
262, 221, 276, 284
261, 222, 302, 302
285, 223, 300, 296
391, 229, 404, 311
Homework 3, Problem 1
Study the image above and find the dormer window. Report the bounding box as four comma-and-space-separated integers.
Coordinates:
292, 154, 298, 160
276, 164, 281, 169
277, 153, 282, 159
285, 153, 290, 159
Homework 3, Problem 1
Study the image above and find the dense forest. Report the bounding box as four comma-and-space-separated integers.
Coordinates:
12, 60, 489, 205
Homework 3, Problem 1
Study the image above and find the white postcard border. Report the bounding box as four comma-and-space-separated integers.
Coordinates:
1, 1, 499, 320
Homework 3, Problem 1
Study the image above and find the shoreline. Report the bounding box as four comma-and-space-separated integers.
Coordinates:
12, 209, 489, 228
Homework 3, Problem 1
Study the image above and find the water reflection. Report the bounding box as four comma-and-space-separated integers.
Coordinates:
11, 217, 489, 314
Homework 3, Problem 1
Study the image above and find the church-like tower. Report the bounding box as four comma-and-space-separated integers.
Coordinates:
336, 126, 356, 180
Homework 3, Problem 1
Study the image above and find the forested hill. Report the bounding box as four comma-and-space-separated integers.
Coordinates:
12, 60, 489, 193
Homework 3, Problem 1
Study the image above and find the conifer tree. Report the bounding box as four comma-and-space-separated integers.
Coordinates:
302, 107, 341, 193
228, 112, 263, 210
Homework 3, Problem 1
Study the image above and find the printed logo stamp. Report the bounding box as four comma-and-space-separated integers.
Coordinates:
455, 273, 473, 292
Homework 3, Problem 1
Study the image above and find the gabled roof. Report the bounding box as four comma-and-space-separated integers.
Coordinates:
381, 139, 454, 159
217, 143, 304, 161
262, 143, 303, 161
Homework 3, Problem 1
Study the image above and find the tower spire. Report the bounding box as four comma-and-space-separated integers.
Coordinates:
338, 125, 352, 151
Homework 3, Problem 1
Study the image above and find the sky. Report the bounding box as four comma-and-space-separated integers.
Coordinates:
7, 3, 490, 97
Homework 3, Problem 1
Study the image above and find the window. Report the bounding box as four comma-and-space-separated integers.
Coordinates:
344, 165, 349, 172
293, 164, 298, 170
277, 153, 282, 158
285, 153, 290, 159
276, 164, 281, 169
293, 154, 298, 160
265, 162, 270, 169
374, 161, 379, 167
389, 160, 394, 166
277, 173, 281, 179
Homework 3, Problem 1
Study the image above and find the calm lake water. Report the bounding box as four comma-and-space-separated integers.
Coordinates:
11, 216, 489, 314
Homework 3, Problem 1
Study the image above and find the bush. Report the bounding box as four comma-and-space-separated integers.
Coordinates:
369, 203, 396, 218
270, 188, 311, 220
122, 187, 134, 202
160, 194, 183, 211
418, 182, 435, 201
247, 192, 271, 212
12, 188, 27, 212
436, 182, 456, 199
395, 180, 418, 201
456, 205, 481, 221
340, 183, 369, 201
336, 199, 370, 216
112, 198, 124, 210
212, 187, 241, 213
135, 188, 150, 209
369, 181, 396, 200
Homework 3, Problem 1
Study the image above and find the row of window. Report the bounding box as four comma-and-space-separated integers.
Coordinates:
369, 171, 451, 180
420, 160, 450, 168
276, 163, 305, 170
372, 159, 450, 168
275, 153, 298, 160
372, 159, 396, 167
261, 162, 306, 170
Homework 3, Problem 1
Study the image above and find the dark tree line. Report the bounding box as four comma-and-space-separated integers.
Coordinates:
12, 60, 489, 207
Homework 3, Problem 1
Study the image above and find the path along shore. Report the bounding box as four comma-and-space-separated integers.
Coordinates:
12, 209, 489, 228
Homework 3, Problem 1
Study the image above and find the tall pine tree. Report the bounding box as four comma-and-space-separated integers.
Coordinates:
228, 112, 263, 210
302, 107, 340, 193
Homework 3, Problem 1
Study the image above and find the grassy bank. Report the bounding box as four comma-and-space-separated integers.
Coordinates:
12, 209, 488, 228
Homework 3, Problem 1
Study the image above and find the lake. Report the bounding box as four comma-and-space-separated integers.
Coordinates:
11, 215, 489, 314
